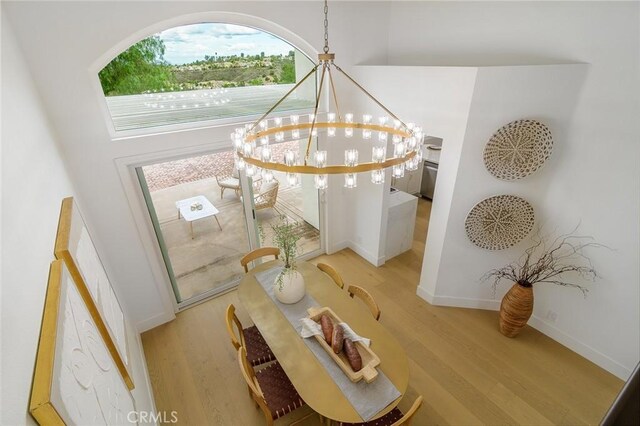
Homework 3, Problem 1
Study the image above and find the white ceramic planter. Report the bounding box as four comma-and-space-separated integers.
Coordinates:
274, 269, 305, 304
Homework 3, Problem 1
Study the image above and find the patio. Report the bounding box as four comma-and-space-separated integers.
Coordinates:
142, 145, 320, 302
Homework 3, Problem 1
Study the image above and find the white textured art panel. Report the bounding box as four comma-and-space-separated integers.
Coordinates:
50, 272, 136, 425
76, 226, 128, 364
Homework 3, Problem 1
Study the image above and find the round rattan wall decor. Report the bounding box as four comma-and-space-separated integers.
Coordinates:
465, 195, 535, 250
483, 119, 553, 181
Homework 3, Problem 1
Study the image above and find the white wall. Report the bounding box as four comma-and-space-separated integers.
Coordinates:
2, 1, 391, 331
1, 14, 156, 424
350, 66, 478, 271
385, 2, 639, 379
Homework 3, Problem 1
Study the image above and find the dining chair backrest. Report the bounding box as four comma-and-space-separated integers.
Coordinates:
347, 285, 381, 321
225, 304, 245, 351
240, 247, 280, 273
316, 263, 345, 289
237, 346, 274, 424
392, 395, 424, 425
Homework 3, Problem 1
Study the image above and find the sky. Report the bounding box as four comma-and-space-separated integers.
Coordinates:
158, 23, 295, 65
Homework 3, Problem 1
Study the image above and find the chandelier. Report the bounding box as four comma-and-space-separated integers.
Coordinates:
230, 0, 423, 189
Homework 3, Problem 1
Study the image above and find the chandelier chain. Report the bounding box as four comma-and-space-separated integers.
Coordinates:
323, 0, 329, 53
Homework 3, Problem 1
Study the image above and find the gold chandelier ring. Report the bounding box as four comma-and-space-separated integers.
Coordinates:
244, 122, 412, 141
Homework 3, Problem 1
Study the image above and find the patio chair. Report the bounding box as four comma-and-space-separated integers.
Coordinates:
215, 167, 241, 199
254, 179, 281, 214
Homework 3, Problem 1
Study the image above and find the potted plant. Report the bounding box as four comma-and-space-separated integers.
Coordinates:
263, 216, 304, 304
484, 230, 603, 337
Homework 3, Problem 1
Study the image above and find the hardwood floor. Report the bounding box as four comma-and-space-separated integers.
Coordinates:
142, 199, 623, 425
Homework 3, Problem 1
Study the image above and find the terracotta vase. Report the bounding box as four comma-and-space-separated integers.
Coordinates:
499, 282, 534, 337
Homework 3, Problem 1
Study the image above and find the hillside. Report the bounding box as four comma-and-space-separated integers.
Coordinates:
169, 55, 295, 90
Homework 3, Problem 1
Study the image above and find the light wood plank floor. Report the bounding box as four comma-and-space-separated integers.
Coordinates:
142, 199, 623, 425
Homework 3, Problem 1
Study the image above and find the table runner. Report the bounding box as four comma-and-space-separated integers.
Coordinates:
254, 267, 401, 421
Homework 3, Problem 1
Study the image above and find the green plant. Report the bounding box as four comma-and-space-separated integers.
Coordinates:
483, 227, 606, 298
260, 216, 302, 289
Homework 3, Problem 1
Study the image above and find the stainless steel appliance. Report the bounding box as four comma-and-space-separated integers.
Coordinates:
420, 160, 438, 199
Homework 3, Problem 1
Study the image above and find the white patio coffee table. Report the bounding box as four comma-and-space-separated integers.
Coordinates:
175, 195, 222, 239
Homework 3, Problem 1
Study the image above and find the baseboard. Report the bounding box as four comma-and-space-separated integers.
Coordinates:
135, 331, 159, 422
136, 311, 175, 333
327, 240, 349, 255
416, 286, 435, 304
415, 287, 632, 380
416, 287, 501, 311
528, 315, 632, 380
349, 242, 384, 267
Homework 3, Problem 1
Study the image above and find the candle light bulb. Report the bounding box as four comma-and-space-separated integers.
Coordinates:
314, 174, 328, 190
287, 173, 300, 187
344, 173, 357, 188
372, 146, 386, 163
371, 169, 385, 184
345, 149, 359, 167
314, 151, 327, 168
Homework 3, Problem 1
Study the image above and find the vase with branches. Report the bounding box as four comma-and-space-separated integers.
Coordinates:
484, 227, 604, 337
261, 216, 305, 304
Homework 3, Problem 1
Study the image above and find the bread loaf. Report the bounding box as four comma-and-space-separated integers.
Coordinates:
343, 338, 362, 371
332, 324, 344, 354
320, 315, 333, 345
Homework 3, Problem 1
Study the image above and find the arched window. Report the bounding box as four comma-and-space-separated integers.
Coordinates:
99, 23, 315, 133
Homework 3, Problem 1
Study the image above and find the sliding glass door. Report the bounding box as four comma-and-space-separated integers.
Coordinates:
245, 137, 322, 259
136, 143, 322, 308
136, 149, 253, 306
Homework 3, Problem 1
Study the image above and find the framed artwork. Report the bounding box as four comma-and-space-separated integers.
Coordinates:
30, 260, 136, 425
54, 197, 133, 389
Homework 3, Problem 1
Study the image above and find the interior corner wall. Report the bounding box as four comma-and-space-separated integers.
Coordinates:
386, 2, 639, 379
1, 14, 155, 424
348, 66, 478, 270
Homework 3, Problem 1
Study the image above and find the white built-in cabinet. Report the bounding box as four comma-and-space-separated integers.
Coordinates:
390, 166, 423, 195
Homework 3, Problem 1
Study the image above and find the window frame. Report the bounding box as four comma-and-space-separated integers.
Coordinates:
89, 13, 318, 140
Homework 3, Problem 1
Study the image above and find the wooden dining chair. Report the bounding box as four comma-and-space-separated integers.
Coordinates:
225, 304, 275, 367
240, 247, 280, 273
347, 285, 381, 321
316, 263, 345, 289
339, 395, 423, 426
237, 346, 310, 426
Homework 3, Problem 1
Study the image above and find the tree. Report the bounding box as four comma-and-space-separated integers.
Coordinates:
98, 36, 176, 96
280, 59, 295, 84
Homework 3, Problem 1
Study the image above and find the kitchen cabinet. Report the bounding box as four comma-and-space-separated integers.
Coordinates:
390, 166, 423, 195
385, 190, 418, 260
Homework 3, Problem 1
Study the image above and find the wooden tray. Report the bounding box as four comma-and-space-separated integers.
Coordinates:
307, 307, 380, 383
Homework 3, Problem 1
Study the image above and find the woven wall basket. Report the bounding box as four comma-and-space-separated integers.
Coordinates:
483, 119, 553, 181
465, 195, 535, 250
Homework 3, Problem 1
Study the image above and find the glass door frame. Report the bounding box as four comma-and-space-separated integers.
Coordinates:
135, 146, 325, 311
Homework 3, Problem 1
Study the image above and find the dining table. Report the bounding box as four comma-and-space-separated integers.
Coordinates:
237, 260, 410, 424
